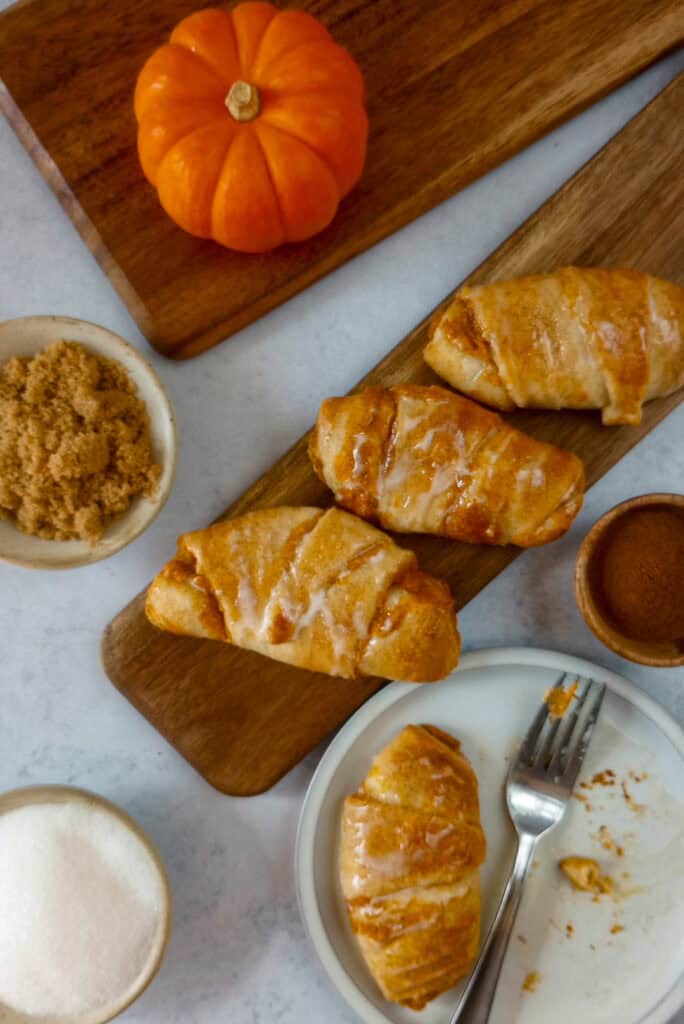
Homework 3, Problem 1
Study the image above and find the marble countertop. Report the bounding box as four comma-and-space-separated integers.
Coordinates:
1, 29, 683, 1023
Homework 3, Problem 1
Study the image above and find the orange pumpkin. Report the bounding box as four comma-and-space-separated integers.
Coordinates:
134, 2, 368, 253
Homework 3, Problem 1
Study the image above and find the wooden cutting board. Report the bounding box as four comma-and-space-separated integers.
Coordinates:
103, 77, 684, 795
1, 0, 682, 359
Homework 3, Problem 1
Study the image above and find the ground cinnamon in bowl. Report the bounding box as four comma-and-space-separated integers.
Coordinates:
575, 494, 684, 666
588, 505, 684, 643
0, 340, 161, 544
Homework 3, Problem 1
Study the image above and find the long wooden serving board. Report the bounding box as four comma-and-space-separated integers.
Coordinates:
103, 78, 684, 795
1, 0, 682, 359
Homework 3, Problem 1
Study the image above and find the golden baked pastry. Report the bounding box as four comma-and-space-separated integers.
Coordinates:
146, 507, 460, 682
424, 268, 684, 425
339, 724, 486, 1009
310, 384, 584, 546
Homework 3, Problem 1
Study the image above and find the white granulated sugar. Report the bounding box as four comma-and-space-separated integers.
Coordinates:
0, 801, 165, 1016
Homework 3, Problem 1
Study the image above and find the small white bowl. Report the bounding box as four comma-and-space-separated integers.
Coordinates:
0, 316, 177, 569
0, 784, 173, 1024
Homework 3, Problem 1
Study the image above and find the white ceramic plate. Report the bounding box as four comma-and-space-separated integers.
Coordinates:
0, 316, 177, 569
296, 648, 684, 1024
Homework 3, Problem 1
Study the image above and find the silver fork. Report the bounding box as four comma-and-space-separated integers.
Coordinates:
449, 673, 606, 1024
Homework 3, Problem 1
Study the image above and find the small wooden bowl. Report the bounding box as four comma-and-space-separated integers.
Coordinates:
0, 316, 177, 569
575, 493, 684, 667
0, 784, 173, 1024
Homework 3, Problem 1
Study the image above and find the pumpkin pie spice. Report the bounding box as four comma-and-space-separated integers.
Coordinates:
0, 341, 160, 543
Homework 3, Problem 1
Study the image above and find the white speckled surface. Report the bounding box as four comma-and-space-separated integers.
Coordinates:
0, 23, 683, 1022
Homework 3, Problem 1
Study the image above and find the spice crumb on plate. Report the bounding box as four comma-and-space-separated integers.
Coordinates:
0, 340, 160, 543
559, 856, 613, 895
621, 781, 646, 815
581, 769, 617, 789
545, 678, 578, 717
594, 824, 624, 857
522, 971, 541, 993
573, 791, 593, 812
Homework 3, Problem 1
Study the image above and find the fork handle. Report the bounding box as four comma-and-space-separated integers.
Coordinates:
449, 832, 536, 1024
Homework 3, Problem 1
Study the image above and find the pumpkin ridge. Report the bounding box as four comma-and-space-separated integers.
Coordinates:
245, 5, 281, 80
250, 9, 331, 81
248, 127, 287, 240
164, 43, 228, 94
174, 40, 238, 91
264, 86, 366, 100
255, 120, 340, 240
135, 45, 229, 122
255, 40, 345, 84
159, 118, 236, 237
233, 2, 278, 79
170, 8, 241, 88
255, 40, 364, 99
259, 107, 349, 194
139, 109, 228, 185
156, 113, 230, 174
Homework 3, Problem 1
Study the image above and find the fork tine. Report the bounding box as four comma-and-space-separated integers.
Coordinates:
545, 676, 591, 773
517, 673, 568, 765
534, 675, 585, 770
560, 681, 606, 785
534, 714, 562, 769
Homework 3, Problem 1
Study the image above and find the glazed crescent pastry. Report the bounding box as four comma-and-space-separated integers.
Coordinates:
339, 724, 486, 1010
146, 507, 460, 682
310, 385, 584, 547
424, 268, 684, 425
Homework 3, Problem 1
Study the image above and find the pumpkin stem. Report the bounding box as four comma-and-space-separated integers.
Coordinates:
226, 81, 261, 122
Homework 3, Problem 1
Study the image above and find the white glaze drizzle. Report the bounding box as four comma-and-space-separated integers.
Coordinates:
351, 432, 369, 478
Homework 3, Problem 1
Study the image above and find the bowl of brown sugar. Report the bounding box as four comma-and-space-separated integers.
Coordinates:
575, 493, 684, 667
0, 316, 177, 569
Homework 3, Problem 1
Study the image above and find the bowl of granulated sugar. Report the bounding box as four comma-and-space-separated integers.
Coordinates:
0, 785, 172, 1023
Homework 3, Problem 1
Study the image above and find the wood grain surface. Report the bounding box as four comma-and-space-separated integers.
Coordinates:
102, 77, 684, 796
1, 0, 682, 358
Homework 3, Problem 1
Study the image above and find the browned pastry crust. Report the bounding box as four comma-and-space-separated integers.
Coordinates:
424, 268, 684, 425
145, 507, 460, 682
310, 384, 584, 546
339, 724, 486, 1009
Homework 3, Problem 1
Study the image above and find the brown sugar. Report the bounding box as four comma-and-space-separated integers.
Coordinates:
0, 341, 160, 543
